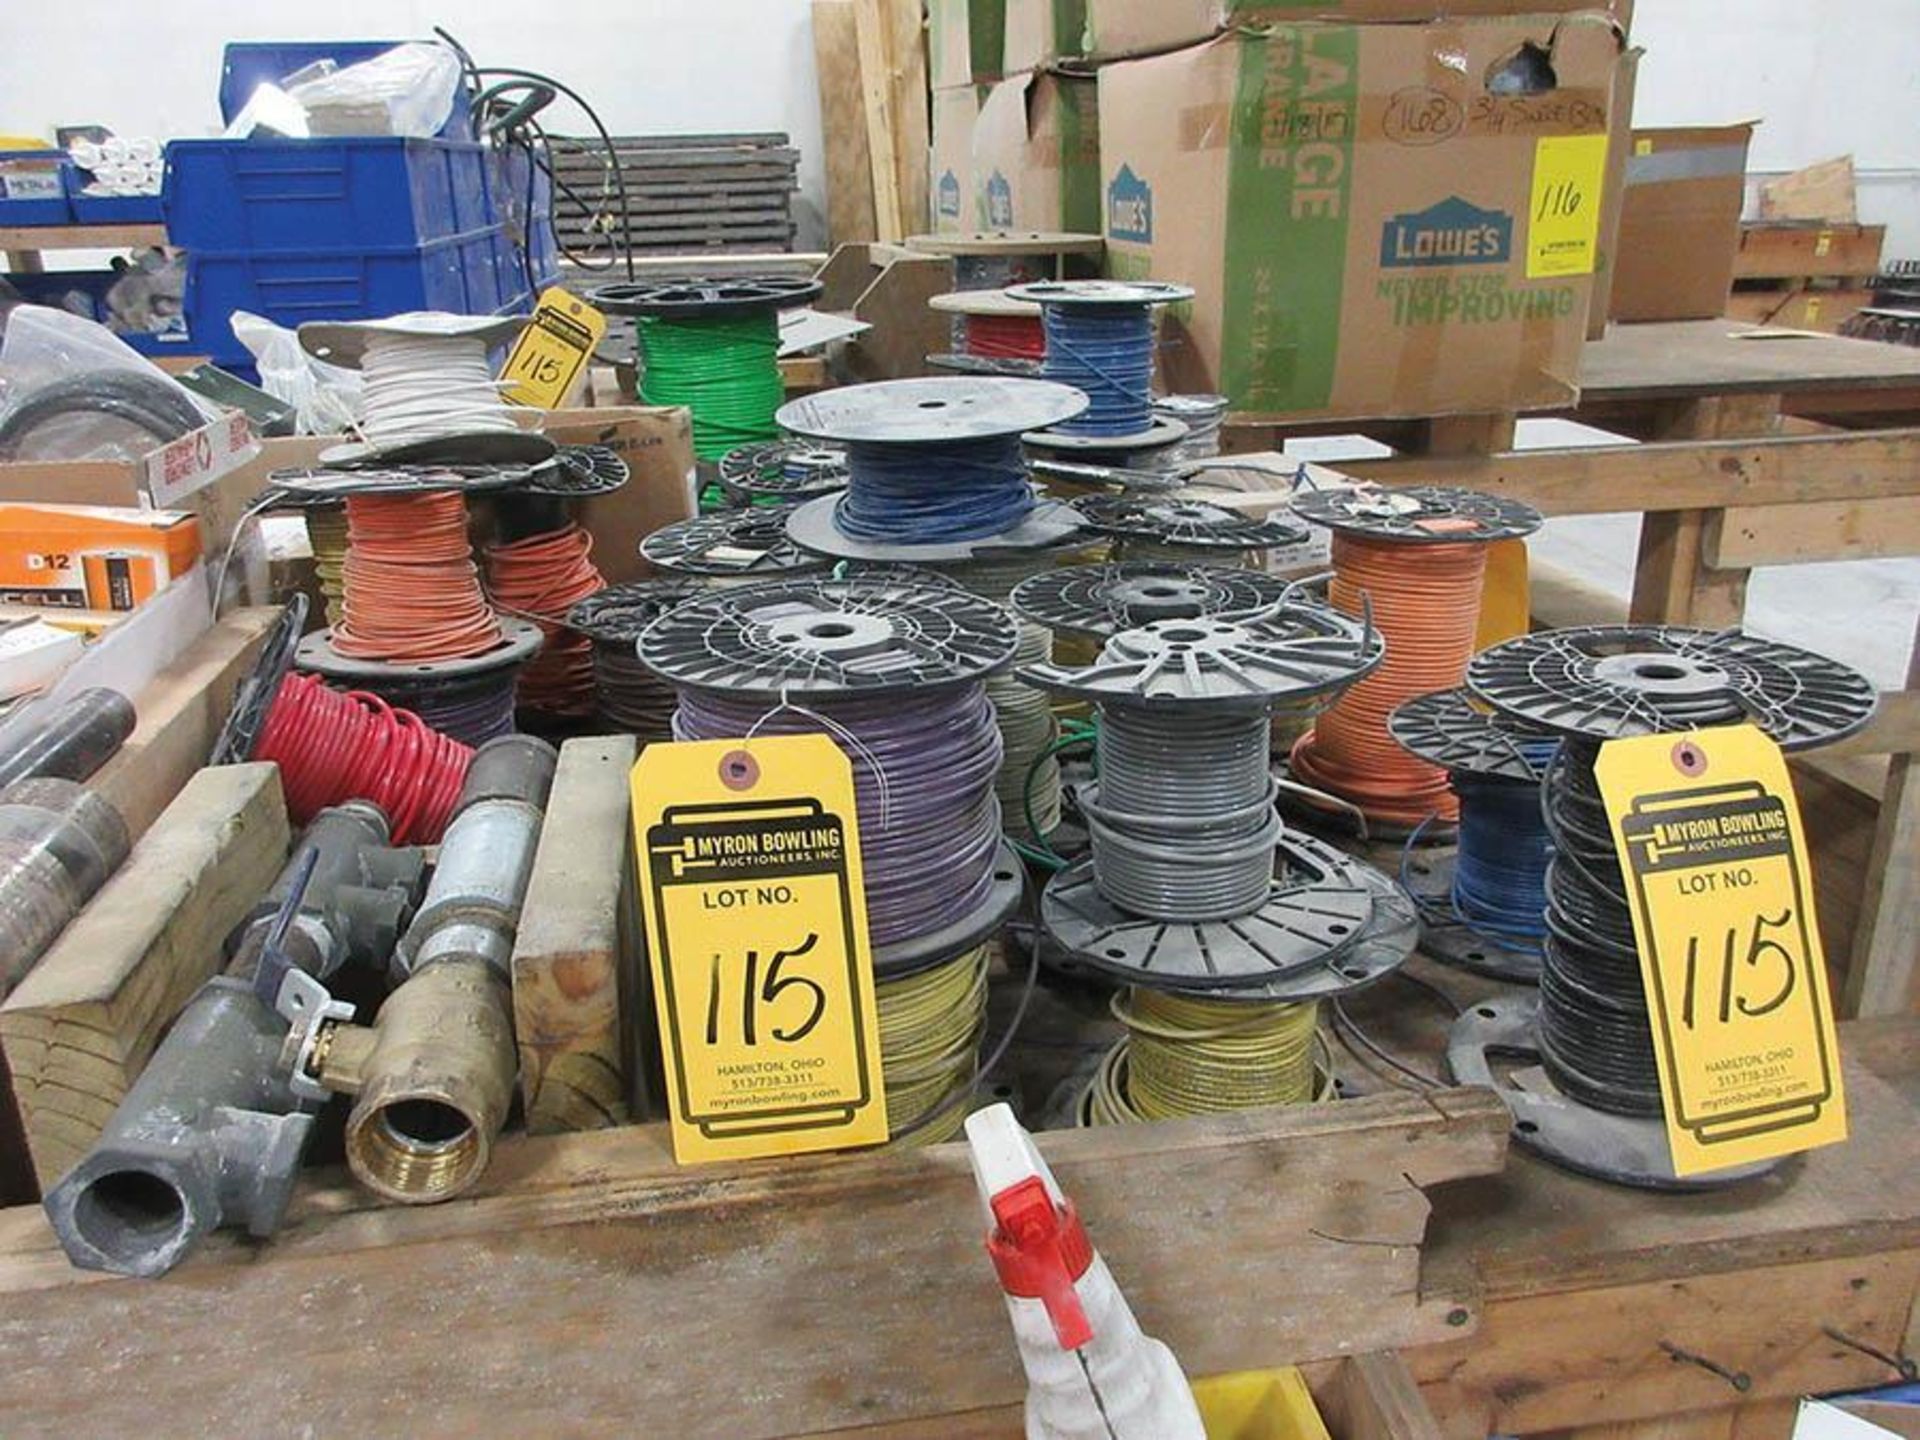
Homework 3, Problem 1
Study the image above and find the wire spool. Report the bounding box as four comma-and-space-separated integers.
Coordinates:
0, 777, 130, 1001
639, 575, 1027, 972
1007, 280, 1194, 448
1071, 493, 1309, 566
1090, 990, 1325, 1122
297, 313, 554, 467
295, 616, 543, 749
642, 507, 828, 583
305, 504, 349, 628
1447, 624, 1878, 1191
1153, 394, 1229, 466
255, 672, 470, 845
716, 440, 849, 508
926, 289, 1047, 377
903, 230, 1106, 292
483, 524, 606, 719
331, 490, 502, 662
778, 377, 1089, 564
566, 579, 705, 741
876, 943, 990, 1145
1389, 687, 1559, 982
1287, 485, 1542, 831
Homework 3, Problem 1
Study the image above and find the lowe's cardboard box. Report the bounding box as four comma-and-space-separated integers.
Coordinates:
973, 72, 1101, 233
930, 0, 1008, 86
932, 86, 986, 231
1098, 14, 1625, 419
1005, 0, 1089, 72
1084, 0, 1628, 63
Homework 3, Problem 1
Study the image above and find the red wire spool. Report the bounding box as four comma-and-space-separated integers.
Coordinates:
1290, 534, 1490, 826
964, 313, 1046, 362
484, 523, 607, 718
256, 672, 472, 844
332, 491, 503, 663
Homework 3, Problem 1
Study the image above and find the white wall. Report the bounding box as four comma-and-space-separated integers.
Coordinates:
1629, 0, 1920, 255
0, 2, 831, 249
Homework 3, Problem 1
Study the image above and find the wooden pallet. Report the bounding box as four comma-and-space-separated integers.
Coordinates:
544, 133, 800, 258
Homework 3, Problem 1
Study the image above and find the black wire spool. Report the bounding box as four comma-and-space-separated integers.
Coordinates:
1010, 561, 1298, 639
1447, 624, 1879, 1190
1070, 494, 1310, 560
489, 445, 631, 542
591, 275, 824, 319
640, 508, 828, 581
716, 440, 850, 507
567, 579, 705, 741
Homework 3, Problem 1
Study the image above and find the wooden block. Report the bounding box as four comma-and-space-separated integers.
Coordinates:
88, 606, 278, 841
0, 763, 288, 1192
814, 0, 878, 246
511, 735, 638, 1133
1759, 156, 1858, 225
0, 1088, 1506, 1435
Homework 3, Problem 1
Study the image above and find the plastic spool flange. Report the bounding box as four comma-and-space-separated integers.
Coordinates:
1290, 484, 1543, 544
1010, 561, 1299, 640
776, 375, 1086, 445
211, 593, 309, 766
641, 508, 829, 580
1071, 494, 1311, 554
294, 615, 546, 685
716, 440, 850, 506
267, 462, 547, 500
567, 579, 708, 646
590, 275, 824, 319
1388, 686, 1556, 783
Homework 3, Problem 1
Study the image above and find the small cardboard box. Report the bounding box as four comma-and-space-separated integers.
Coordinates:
932, 85, 987, 231
0, 504, 202, 612
1097, 16, 1624, 420
1083, 0, 1629, 62
974, 72, 1101, 233
1005, 0, 1088, 72
930, 0, 1008, 87
1610, 123, 1755, 323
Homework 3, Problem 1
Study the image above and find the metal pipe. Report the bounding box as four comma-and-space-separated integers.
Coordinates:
0, 777, 130, 1001
0, 687, 137, 789
43, 804, 424, 1277
316, 735, 556, 1205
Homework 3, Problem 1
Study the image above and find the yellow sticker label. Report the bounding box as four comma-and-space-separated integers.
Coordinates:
633, 735, 888, 1164
1527, 134, 1610, 279
1815, 230, 1834, 258
501, 286, 606, 409
1595, 725, 1847, 1177
1634, 137, 1654, 156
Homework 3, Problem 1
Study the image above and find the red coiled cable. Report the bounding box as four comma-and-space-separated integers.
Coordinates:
333, 492, 503, 662
256, 672, 472, 844
1290, 533, 1491, 826
484, 523, 607, 718
965, 313, 1046, 361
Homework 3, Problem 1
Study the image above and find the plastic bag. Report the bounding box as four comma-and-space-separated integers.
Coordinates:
285, 41, 463, 138
0, 304, 221, 464
229, 310, 362, 435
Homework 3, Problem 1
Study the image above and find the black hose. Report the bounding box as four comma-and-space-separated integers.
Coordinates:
0, 371, 206, 461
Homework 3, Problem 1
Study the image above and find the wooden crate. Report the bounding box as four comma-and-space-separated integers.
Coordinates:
1734, 222, 1886, 283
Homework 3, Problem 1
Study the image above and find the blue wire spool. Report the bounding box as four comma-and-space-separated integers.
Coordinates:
1007, 281, 1194, 444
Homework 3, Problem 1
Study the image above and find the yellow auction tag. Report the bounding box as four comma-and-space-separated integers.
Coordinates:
1595, 725, 1847, 1177
1527, 134, 1610, 279
633, 735, 889, 1164
501, 287, 606, 409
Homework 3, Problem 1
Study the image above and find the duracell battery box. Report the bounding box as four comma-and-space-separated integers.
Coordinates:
0, 503, 202, 612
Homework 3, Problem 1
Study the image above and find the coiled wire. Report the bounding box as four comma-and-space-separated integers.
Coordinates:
1085, 706, 1279, 921
1080, 996, 1333, 1125
333, 492, 503, 663
1444, 747, 1558, 949
836, 434, 1035, 544
876, 944, 989, 1145
672, 686, 1005, 950
1041, 305, 1155, 437
637, 312, 784, 462
356, 332, 519, 450
305, 505, 349, 628
348, 665, 521, 748
484, 523, 606, 718
588, 644, 680, 741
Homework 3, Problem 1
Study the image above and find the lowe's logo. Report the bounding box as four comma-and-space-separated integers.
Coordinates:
1108, 164, 1152, 244
936, 169, 961, 219
985, 171, 1013, 229
1380, 196, 1513, 269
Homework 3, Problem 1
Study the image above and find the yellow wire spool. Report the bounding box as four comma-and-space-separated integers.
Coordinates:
1078, 990, 1334, 1125
306, 505, 350, 629
876, 944, 989, 1145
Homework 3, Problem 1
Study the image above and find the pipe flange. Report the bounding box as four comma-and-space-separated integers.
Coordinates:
1070, 493, 1309, 553
1448, 993, 1783, 1191
1401, 848, 1543, 983
874, 839, 1026, 980
591, 275, 823, 319
716, 440, 850, 506
642, 508, 829, 579
1011, 561, 1297, 640
778, 376, 1088, 445
212, 594, 309, 765
638, 573, 1019, 699
1388, 686, 1557, 782
1466, 626, 1880, 750
294, 616, 545, 683
1290, 483, 1542, 544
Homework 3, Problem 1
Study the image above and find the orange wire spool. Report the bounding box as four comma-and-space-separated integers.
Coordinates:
333, 491, 502, 663
1287, 486, 1542, 829
484, 523, 607, 717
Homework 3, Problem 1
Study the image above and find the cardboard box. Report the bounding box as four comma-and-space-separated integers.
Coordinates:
1609, 123, 1755, 323
1585, 44, 1641, 339
1734, 222, 1886, 282
932, 86, 986, 231
1005, 0, 1088, 72
1725, 285, 1872, 334
0, 504, 201, 612
1097, 16, 1624, 420
1084, 0, 1629, 62
930, 0, 1007, 86
974, 72, 1101, 233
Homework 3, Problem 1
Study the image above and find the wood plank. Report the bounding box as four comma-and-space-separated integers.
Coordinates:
1577, 320, 1920, 403
0, 223, 168, 254
0, 763, 288, 1193
511, 736, 638, 1134
1706, 495, 1920, 567
1734, 223, 1885, 283
1320, 1352, 1443, 1440
854, 0, 906, 242
1844, 618, 1920, 1017
881, 0, 930, 239
0, 1089, 1508, 1437
814, 0, 879, 246
87, 606, 278, 841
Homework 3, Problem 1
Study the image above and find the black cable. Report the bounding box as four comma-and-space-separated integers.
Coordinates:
0, 371, 206, 460
529, 120, 618, 273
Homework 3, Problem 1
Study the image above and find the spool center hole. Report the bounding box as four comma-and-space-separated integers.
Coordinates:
917, 400, 948, 410
809, 621, 857, 638
1634, 662, 1689, 681
1160, 626, 1208, 642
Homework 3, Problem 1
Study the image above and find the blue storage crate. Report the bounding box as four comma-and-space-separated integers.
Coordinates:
183, 225, 516, 361
219, 41, 474, 140
493, 143, 558, 291
0, 151, 76, 225
165, 137, 499, 253
69, 191, 165, 225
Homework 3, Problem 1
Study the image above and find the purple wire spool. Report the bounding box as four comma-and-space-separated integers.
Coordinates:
638, 574, 1026, 975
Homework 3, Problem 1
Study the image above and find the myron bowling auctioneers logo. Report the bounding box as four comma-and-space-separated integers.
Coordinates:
1379, 195, 1513, 268
1107, 164, 1152, 244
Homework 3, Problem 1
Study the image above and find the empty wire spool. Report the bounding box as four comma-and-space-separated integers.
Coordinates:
641, 508, 828, 579
1011, 561, 1297, 639
1071, 494, 1310, 555
716, 440, 850, 506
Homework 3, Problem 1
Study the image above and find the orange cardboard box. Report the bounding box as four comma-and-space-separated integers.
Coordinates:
0, 504, 202, 613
